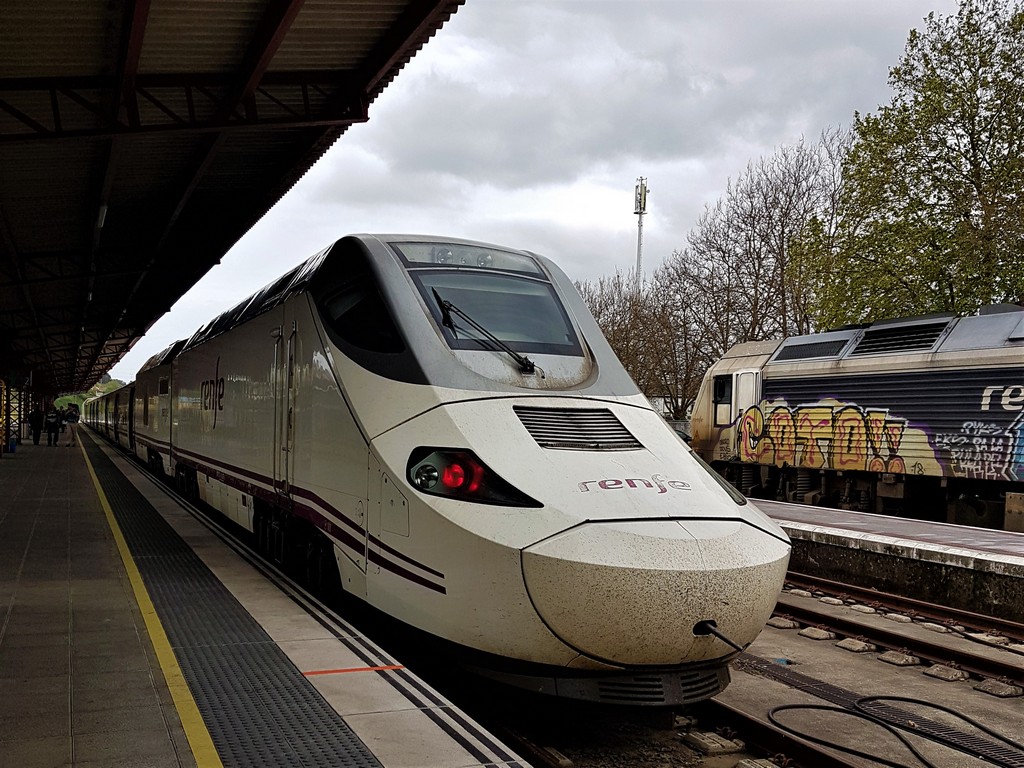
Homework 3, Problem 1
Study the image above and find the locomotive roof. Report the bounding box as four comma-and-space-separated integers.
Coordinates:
767, 304, 1024, 365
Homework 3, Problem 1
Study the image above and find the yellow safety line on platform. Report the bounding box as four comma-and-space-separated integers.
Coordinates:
79, 438, 223, 768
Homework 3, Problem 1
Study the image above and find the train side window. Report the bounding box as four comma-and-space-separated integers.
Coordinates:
321, 278, 405, 353
713, 374, 733, 426
735, 371, 757, 411
158, 377, 169, 395
143, 392, 149, 426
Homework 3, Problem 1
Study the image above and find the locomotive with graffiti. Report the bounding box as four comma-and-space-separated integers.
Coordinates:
690, 305, 1024, 529
85, 233, 791, 706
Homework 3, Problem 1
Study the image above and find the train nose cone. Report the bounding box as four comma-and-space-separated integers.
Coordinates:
521, 520, 789, 666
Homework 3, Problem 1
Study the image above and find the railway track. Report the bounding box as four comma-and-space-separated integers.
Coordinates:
777, 572, 1024, 686
785, 571, 1024, 643
489, 576, 1024, 767
494, 695, 865, 768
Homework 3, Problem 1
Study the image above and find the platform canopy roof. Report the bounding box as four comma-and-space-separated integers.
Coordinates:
0, 0, 464, 396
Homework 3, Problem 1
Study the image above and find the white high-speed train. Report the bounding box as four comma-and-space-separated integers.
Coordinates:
86, 234, 790, 705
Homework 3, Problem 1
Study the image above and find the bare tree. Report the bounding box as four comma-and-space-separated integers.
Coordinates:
662, 129, 849, 366
577, 270, 707, 419
579, 130, 848, 417
577, 271, 661, 397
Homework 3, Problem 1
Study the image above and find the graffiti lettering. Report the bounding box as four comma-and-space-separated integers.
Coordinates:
739, 402, 907, 473
935, 416, 1024, 482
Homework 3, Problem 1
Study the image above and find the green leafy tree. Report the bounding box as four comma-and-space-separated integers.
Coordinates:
805, 0, 1024, 327
56, 378, 125, 411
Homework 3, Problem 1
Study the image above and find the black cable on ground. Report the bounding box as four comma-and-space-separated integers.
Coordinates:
768, 704, 939, 768
856, 695, 1024, 757
769, 695, 1024, 768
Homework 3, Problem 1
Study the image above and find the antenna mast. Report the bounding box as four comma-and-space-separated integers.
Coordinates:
634, 177, 648, 283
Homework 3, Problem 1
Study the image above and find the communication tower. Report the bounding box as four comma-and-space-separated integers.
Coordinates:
634, 177, 648, 282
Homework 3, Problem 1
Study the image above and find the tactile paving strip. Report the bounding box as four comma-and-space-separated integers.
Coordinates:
84, 436, 383, 768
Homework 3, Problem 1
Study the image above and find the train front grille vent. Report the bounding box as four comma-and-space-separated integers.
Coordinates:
594, 668, 726, 705
513, 406, 642, 451
597, 677, 666, 705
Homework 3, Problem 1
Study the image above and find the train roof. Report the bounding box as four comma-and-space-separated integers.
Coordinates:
182, 247, 331, 353
174, 233, 554, 354
766, 304, 1024, 365
138, 339, 188, 374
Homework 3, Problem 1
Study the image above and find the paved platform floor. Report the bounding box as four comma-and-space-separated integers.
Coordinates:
0, 433, 522, 768
0, 440, 195, 768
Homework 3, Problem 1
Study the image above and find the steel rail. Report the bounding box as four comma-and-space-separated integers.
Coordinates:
698, 699, 863, 768
786, 571, 1024, 642
776, 598, 1024, 686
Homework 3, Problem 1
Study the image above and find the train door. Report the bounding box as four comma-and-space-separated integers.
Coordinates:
272, 316, 298, 503
712, 369, 761, 454
127, 385, 136, 454
112, 392, 121, 444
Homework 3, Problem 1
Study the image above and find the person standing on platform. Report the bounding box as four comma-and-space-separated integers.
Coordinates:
44, 405, 61, 446
64, 405, 79, 447
28, 407, 43, 445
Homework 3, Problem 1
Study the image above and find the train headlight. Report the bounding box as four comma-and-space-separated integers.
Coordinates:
413, 463, 439, 489
407, 448, 542, 507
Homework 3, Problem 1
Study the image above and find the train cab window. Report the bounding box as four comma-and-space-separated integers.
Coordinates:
158, 377, 169, 395
412, 270, 582, 356
713, 374, 733, 426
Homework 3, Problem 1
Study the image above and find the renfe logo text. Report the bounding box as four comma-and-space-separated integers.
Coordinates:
981, 385, 1024, 411
578, 474, 691, 494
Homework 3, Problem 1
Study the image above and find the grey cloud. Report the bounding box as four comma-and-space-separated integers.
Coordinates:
338, 0, 951, 195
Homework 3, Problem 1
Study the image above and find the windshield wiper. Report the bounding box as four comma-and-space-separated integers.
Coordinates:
431, 289, 536, 374
431, 288, 458, 337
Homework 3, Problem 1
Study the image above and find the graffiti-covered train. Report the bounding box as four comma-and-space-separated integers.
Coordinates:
691, 305, 1024, 529
85, 234, 790, 706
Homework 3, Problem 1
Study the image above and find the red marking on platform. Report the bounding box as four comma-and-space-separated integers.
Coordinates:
304, 664, 404, 676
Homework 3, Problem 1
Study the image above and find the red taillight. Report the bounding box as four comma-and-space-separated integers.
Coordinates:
441, 457, 483, 492
442, 462, 466, 489
407, 448, 542, 507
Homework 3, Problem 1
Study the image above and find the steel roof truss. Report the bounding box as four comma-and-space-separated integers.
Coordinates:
0, 76, 367, 143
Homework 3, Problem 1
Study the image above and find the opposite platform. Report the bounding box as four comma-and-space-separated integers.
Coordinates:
0, 431, 523, 767
758, 498, 1024, 622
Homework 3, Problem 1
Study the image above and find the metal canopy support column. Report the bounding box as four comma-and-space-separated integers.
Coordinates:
1, 378, 8, 455
14, 386, 24, 444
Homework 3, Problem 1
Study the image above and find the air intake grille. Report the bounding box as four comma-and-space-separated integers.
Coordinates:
594, 668, 727, 705
598, 676, 666, 704
773, 339, 849, 361
849, 320, 950, 356
514, 406, 642, 451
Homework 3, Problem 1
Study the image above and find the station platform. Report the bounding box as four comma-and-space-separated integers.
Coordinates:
758, 498, 1024, 622
0, 431, 523, 768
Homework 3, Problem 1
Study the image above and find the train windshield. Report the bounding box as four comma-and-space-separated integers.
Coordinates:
410, 270, 583, 357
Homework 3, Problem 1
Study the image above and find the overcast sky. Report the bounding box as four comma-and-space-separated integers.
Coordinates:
109, 0, 957, 382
